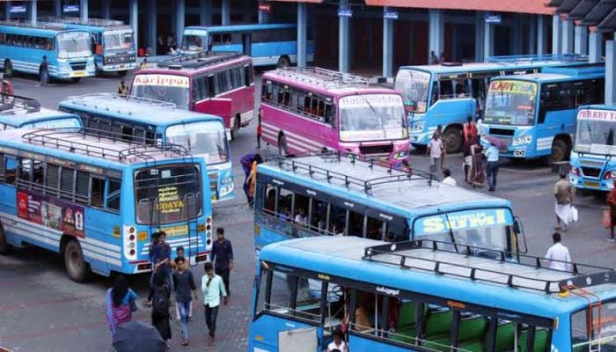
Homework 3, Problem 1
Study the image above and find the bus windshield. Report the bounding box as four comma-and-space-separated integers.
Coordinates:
572, 299, 616, 351
338, 94, 408, 142
484, 80, 538, 126
394, 69, 430, 113
575, 110, 616, 155
103, 30, 134, 51
182, 35, 206, 52
57, 31, 92, 59
132, 74, 190, 109
413, 208, 513, 255
166, 122, 229, 165
135, 164, 202, 225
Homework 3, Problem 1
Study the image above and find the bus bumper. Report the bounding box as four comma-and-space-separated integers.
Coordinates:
102, 62, 138, 72
570, 174, 613, 191
409, 131, 431, 147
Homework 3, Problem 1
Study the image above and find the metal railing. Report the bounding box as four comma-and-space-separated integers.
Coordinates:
272, 67, 370, 89
157, 51, 245, 68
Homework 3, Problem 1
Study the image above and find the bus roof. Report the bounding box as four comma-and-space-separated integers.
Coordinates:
185, 23, 296, 34
39, 16, 131, 33
399, 58, 590, 75
260, 236, 616, 317
263, 67, 395, 95
0, 128, 193, 168
0, 20, 77, 34
578, 104, 616, 112
0, 108, 79, 127
492, 70, 605, 84
258, 154, 509, 218
59, 94, 224, 126
153, 51, 251, 72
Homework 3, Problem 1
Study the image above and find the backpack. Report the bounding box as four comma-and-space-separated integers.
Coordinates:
152, 285, 170, 317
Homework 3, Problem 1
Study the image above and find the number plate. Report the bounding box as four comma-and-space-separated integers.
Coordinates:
72, 71, 86, 77
584, 181, 600, 188
119, 64, 125, 69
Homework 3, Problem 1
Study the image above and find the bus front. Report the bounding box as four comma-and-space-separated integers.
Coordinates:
100, 28, 137, 73
338, 92, 409, 166
394, 68, 432, 147
570, 107, 616, 192
182, 28, 208, 54
131, 73, 190, 109
483, 79, 539, 159
55, 30, 96, 79
413, 207, 526, 258
165, 120, 234, 202
129, 160, 213, 273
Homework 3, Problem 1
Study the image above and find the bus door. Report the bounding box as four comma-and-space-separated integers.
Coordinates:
242, 33, 252, 56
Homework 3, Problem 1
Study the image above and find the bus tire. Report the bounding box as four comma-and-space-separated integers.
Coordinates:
443, 126, 463, 154
4, 59, 12, 77
64, 239, 90, 283
231, 115, 240, 140
276, 56, 291, 68
549, 139, 568, 164
118, 70, 128, 77
0, 223, 11, 255
278, 134, 289, 156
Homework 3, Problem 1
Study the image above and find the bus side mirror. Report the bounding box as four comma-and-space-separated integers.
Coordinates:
514, 217, 528, 254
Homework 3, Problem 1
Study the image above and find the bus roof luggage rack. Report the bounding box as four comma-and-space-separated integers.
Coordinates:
22, 127, 191, 163
0, 93, 41, 114
38, 16, 128, 29
273, 67, 370, 88
0, 20, 68, 30
273, 151, 436, 194
157, 51, 244, 68
362, 240, 616, 294
486, 54, 589, 64
65, 93, 177, 112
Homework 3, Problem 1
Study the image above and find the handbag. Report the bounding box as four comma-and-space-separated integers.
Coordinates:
603, 210, 612, 229
570, 206, 578, 223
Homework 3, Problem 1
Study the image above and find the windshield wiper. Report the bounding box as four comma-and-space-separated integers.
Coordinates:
442, 212, 459, 253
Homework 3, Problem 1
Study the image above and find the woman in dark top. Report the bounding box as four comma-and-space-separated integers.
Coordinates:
151, 271, 172, 346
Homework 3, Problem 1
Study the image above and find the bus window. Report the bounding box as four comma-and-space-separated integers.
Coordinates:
328, 204, 346, 236
17, 158, 32, 183
366, 217, 385, 240
263, 184, 276, 215
44, 164, 60, 194
60, 167, 75, 200
243, 65, 252, 87
348, 211, 364, 237
267, 270, 293, 313
310, 199, 327, 233
293, 193, 309, 227
440, 80, 454, 99
91, 177, 105, 208
277, 187, 293, 222
324, 103, 333, 124
431, 81, 439, 106
107, 179, 121, 212
75, 170, 89, 204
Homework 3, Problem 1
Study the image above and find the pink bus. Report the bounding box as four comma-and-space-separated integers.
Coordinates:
260, 67, 409, 164
131, 52, 255, 140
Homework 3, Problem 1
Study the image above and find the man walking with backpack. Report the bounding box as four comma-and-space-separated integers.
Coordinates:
202, 262, 228, 346
151, 271, 172, 348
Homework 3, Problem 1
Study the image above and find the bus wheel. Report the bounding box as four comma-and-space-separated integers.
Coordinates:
443, 127, 463, 154
276, 56, 290, 68
278, 134, 289, 156
118, 70, 128, 77
64, 239, 90, 283
4, 59, 12, 78
0, 224, 11, 255
548, 139, 568, 164
231, 115, 240, 140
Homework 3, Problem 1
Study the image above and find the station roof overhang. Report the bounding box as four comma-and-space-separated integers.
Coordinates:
547, 0, 616, 31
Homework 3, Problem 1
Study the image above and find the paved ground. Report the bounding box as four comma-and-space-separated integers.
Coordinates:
0, 71, 615, 351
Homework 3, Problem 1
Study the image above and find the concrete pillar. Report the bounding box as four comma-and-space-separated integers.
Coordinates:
475, 12, 484, 62
484, 22, 494, 60
574, 25, 588, 55
80, 0, 87, 22
382, 7, 394, 78
199, 0, 211, 26
6, 1, 10, 21
221, 0, 230, 26
562, 20, 574, 54
102, 0, 111, 19
528, 15, 536, 55
537, 15, 546, 56
258, 2, 270, 24
552, 15, 562, 55
176, 0, 185, 49
589, 30, 602, 63
297, 2, 307, 68
54, 0, 61, 17
606, 40, 616, 105
428, 9, 444, 63
130, 0, 138, 46
30, 0, 36, 25
513, 14, 523, 54
148, 0, 157, 53
338, 0, 350, 73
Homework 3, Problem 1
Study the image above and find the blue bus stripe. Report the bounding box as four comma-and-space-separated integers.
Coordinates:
82, 249, 122, 267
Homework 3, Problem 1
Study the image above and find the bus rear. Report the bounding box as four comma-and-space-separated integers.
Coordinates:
570, 106, 616, 192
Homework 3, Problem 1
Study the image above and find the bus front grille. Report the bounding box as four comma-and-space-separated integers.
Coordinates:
488, 128, 515, 136
70, 62, 87, 71
359, 144, 394, 156
581, 167, 601, 178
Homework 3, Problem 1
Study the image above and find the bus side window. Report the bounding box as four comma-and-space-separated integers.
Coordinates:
366, 217, 385, 240
91, 177, 105, 208
348, 211, 364, 237
440, 80, 454, 99
207, 75, 215, 98
75, 171, 89, 204
263, 183, 277, 215
17, 158, 32, 184
243, 65, 251, 87
133, 127, 146, 144
277, 187, 294, 222
107, 179, 121, 212
309, 199, 328, 233
324, 103, 333, 124
431, 81, 439, 106
44, 164, 60, 195
293, 193, 309, 227
60, 167, 75, 201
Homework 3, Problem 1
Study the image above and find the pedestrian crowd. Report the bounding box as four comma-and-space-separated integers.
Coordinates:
106, 227, 234, 349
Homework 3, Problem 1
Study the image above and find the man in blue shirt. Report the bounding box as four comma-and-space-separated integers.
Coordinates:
211, 227, 233, 296
485, 142, 500, 192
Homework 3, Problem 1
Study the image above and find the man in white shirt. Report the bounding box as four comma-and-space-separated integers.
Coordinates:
327, 329, 348, 352
545, 232, 572, 271
294, 208, 308, 227
426, 132, 443, 177
485, 142, 500, 192
441, 168, 457, 186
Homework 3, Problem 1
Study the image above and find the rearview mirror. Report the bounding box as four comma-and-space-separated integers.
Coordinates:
514, 216, 528, 254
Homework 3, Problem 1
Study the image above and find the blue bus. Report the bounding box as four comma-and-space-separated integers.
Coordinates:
254, 153, 527, 256
0, 21, 95, 81
249, 236, 616, 351
58, 94, 234, 202
0, 94, 82, 130
181, 23, 315, 68
40, 17, 137, 76
569, 105, 616, 192
0, 127, 213, 282
483, 65, 605, 163
395, 56, 589, 153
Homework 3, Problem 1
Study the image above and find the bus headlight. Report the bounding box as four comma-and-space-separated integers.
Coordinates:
221, 176, 233, 185
513, 136, 532, 146
410, 122, 424, 132
570, 166, 580, 176
392, 151, 408, 160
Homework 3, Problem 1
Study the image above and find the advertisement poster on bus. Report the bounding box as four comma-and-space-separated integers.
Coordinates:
133, 74, 190, 88
414, 209, 513, 235
17, 191, 85, 238
578, 109, 616, 121
156, 185, 184, 215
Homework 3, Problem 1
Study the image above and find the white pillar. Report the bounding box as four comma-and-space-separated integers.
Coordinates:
606, 40, 616, 105
589, 30, 602, 63
6, 1, 11, 21
537, 15, 546, 56
176, 0, 185, 49
102, 0, 111, 19
30, 0, 36, 25
200, 0, 211, 26
528, 15, 536, 55
382, 7, 394, 78
562, 20, 574, 55
130, 0, 138, 47
475, 12, 484, 61
338, 0, 350, 73
54, 0, 61, 17
574, 25, 588, 55
484, 22, 494, 60
221, 0, 230, 26
552, 15, 562, 55
428, 9, 444, 63
148, 0, 157, 53
80, 0, 88, 22
297, 2, 307, 68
